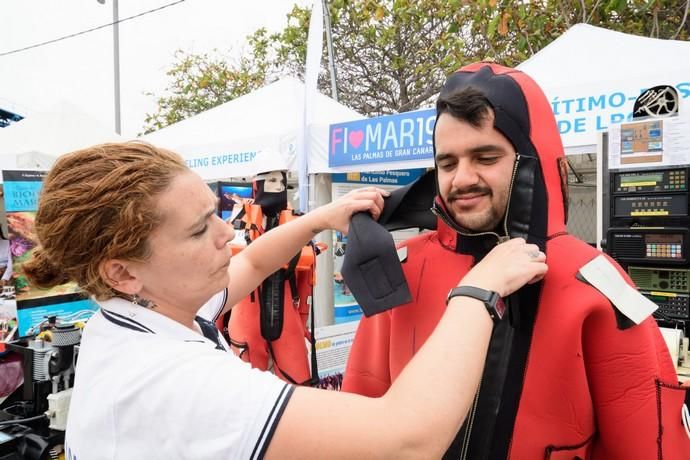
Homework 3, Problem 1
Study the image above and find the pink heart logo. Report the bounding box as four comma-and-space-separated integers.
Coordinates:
348, 130, 364, 148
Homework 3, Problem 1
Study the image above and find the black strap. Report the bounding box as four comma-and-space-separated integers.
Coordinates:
284, 251, 301, 307
307, 295, 318, 386
259, 271, 285, 342
266, 244, 320, 387
265, 296, 319, 387
267, 340, 301, 385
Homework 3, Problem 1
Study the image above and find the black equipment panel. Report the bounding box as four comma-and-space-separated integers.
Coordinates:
628, 266, 690, 293
614, 168, 687, 193
607, 227, 688, 264
613, 194, 688, 218
641, 290, 690, 320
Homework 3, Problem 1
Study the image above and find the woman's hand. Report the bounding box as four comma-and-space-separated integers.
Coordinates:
459, 238, 547, 298
309, 187, 389, 235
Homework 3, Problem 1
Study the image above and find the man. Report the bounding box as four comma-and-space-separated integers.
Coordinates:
342, 62, 690, 459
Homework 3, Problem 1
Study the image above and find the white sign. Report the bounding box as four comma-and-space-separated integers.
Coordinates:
607, 115, 690, 170
540, 74, 689, 152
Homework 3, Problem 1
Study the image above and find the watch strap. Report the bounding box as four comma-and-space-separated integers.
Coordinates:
446, 285, 504, 322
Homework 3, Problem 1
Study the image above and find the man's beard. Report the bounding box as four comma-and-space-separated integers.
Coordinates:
446, 185, 504, 232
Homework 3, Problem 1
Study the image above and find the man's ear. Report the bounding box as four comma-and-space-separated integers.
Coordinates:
99, 259, 143, 295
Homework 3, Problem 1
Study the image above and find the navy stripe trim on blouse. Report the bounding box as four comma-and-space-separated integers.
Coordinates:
251, 384, 295, 460
100, 309, 154, 334
102, 308, 156, 333
211, 288, 229, 322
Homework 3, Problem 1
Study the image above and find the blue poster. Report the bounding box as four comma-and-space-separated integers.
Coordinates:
2, 170, 97, 338
3, 170, 45, 212
329, 109, 436, 167
332, 169, 424, 186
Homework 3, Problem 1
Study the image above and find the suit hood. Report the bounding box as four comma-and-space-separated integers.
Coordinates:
435, 62, 569, 250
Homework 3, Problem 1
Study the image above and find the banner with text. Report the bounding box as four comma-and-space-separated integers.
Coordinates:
329, 109, 436, 167
542, 78, 690, 150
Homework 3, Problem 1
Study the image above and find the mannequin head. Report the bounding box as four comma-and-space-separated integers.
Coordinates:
252, 170, 288, 216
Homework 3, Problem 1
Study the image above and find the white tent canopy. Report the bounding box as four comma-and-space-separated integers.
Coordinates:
518, 23, 690, 154
312, 24, 690, 174
0, 102, 122, 179
142, 77, 363, 180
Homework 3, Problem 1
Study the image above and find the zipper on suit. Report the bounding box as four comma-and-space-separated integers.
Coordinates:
503, 154, 521, 239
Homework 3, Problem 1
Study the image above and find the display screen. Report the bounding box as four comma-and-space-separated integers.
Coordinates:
648, 294, 668, 302
619, 172, 663, 186
217, 182, 253, 223
645, 233, 683, 244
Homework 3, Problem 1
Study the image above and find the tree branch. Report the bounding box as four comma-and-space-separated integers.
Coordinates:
673, 0, 690, 39
579, 0, 586, 23
586, 0, 603, 24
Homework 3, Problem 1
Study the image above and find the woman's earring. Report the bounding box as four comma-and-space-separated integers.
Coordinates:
132, 293, 155, 309
132, 293, 148, 307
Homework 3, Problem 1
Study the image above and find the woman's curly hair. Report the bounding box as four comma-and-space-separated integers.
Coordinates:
23, 142, 187, 300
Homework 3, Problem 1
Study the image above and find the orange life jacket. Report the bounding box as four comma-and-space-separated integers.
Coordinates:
220, 204, 324, 385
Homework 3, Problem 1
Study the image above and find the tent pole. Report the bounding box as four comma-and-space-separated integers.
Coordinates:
312, 173, 335, 327
322, 0, 338, 102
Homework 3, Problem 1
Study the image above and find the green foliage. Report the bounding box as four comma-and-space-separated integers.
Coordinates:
267, 0, 471, 115
141, 50, 267, 134
250, 0, 688, 116
143, 0, 689, 131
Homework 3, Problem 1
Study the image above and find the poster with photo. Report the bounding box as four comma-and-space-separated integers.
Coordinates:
217, 182, 254, 246
2, 170, 97, 337
607, 115, 690, 170
331, 169, 424, 324
311, 321, 359, 390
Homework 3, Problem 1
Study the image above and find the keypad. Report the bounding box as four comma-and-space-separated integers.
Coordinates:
644, 293, 690, 320
646, 243, 683, 259
663, 169, 687, 190
669, 272, 689, 291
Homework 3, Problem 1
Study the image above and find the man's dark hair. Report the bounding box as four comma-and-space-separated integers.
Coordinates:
436, 87, 493, 127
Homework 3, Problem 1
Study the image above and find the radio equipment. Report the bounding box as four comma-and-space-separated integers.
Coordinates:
641, 291, 690, 320
607, 227, 688, 264
628, 266, 690, 293
603, 121, 690, 335
610, 168, 690, 224
614, 168, 687, 194
612, 194, 688, 219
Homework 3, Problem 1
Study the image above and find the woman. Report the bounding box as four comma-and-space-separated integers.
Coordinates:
24, 142, 547, 459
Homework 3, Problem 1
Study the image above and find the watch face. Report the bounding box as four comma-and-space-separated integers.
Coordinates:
494, 297, 506, 320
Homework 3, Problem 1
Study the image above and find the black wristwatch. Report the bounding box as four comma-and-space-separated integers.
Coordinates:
446, 286, 506, 323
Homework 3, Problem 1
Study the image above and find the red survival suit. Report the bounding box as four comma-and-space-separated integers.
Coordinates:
342, 63, 690, 459
224, 188, 322, 385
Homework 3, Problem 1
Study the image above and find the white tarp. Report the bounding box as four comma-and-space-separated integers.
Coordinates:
0, 102, 122, 179
518, 23, 690, 154
142, 77, 363, 180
